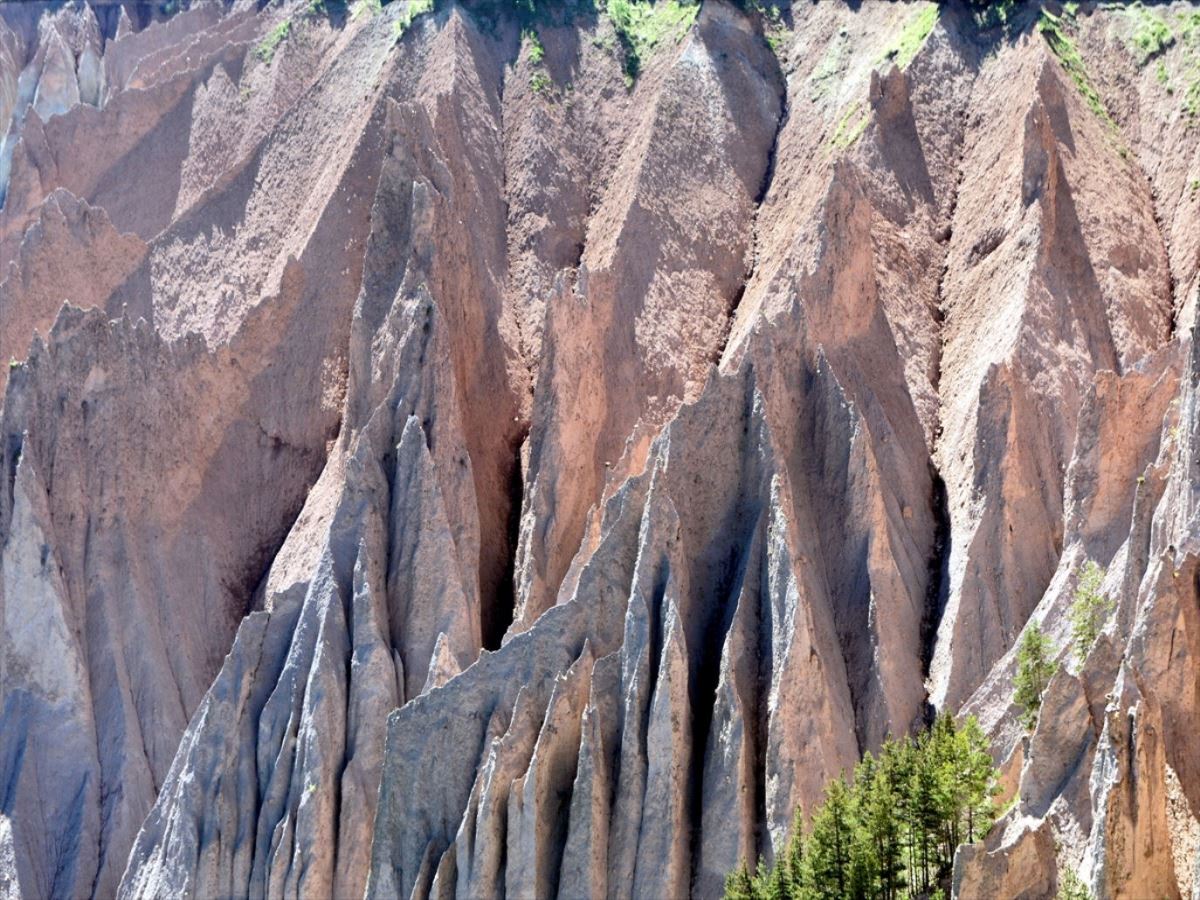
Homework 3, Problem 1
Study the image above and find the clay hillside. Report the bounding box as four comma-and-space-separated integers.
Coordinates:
1, 0, 1199, 897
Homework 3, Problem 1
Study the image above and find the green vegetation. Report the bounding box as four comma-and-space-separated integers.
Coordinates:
830, 101, 869, 151
7, 358, 18, 370
506, 0, 587, 26
1013, 624, 1058, 731
724, 713, 999, 900
255, 19, 292, 64
351, 0, 382, 21
394, 0, 434, 41
1123, 3, 1174, 67
741, 0, 789, 58
525, 27, 545, 64
809, 32, 848, 102
1187, 73, 1200, 119
968, 0, 1019, 32
1191, 178, 1200, 199
521, 27, 553, 92
1037, 10, 1118, 134
1159, 10, 1200, 121
1057, 868, 1093, 900
606, 0, 699, 84
1068, 560, 1113, 663
878, 3, 939, 71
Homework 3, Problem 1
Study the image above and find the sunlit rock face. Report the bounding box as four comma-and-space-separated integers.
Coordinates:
2, 1, 1199, 897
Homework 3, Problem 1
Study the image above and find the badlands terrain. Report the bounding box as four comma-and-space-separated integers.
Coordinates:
1, 0, 1199, 896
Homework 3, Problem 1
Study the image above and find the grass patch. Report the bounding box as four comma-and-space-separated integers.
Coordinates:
606, 0, 699, 84
1038, 10, 1118, 133
809, 30, 848, 101
255, 19, 292, 63
878, 2, 938, 71
1182, 11, 1200, 46
1173, 11, 1200, 121
531, 71, 552, 93
1186, 78, 1200, 119
1123, 2, 1174, 67
829, 100, 869, 151
393, 0, 433, 41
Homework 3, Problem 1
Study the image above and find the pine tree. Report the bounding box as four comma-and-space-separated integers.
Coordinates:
752, 854, 786, 900
957, 715, 999, 843
927, 713, 962, 865
907, 735, 941, 894
724, 860, 757, 900
880, 736, 919, 895
803, 777, 855, 899
856, 753, 905, 899
781, 806, 806, 897
1069, 560, 1113, 662
1013, 623, 1058, 731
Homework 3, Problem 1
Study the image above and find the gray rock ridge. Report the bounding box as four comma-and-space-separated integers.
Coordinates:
366, 303, 940, 897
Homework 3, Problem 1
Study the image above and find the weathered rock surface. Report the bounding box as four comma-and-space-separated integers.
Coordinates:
3, 1, 1200, 898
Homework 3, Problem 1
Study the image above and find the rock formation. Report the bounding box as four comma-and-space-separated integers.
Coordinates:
2, 0, 1199, 898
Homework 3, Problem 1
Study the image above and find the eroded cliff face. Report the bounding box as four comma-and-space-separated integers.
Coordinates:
1, 0, 1199, 897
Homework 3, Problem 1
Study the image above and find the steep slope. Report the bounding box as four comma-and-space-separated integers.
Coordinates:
2, 1, 1200, 899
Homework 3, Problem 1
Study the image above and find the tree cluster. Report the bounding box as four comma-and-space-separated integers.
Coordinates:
724, 714, 999, 900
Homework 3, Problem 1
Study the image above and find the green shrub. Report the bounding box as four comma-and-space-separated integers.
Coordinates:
255, 20, 292, 63
969, 0, 1019, 31
524, 27, 545, 64
1125, 4, 1174, 67
1057, 868, 1093, 900
351, 0, 382, 21
393, 0, 433, 41
606, 0, 699, 84
1014, 624, 1058, 731
1069, 560, 1114, 662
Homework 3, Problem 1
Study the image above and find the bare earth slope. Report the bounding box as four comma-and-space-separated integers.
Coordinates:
2, 1, 1200, 898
